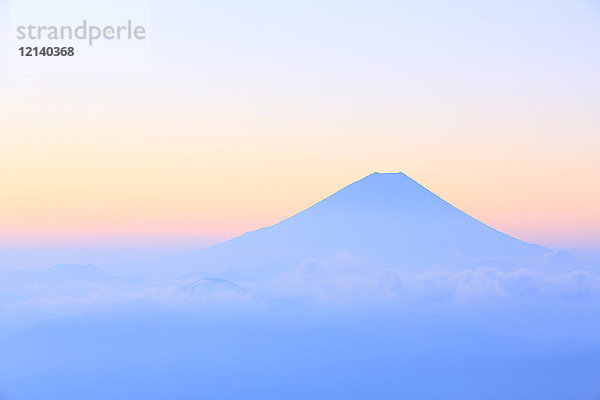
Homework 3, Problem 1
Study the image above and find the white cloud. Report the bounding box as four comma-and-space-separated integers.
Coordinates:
265, 254, 600, 307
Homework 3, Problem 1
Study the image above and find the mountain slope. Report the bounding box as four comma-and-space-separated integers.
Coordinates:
169, 172, 548, 279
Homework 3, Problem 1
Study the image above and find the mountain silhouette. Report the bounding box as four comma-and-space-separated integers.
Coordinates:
168, 172, 548, 279
32, 264, 114, 283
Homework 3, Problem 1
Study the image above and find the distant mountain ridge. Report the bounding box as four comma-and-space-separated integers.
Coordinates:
32, 264, 114, 282
167, 172, 549, 279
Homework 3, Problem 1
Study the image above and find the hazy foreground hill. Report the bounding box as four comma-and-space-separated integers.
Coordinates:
168, 172, 548, 279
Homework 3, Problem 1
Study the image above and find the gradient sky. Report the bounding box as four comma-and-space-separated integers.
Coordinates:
0, 0, 599, 249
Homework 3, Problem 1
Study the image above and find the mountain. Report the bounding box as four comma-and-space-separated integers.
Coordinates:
179, 278, 246, 295
32, 264, 114, 283
167, 172, 549, 279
